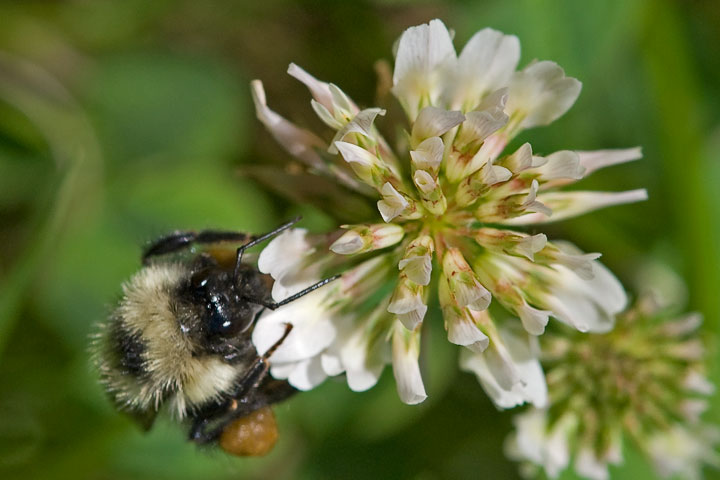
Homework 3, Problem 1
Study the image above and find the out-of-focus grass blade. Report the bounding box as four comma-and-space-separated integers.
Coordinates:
639, 0, 720, 473
641, 1, 719, 327
0, 53, 102, 358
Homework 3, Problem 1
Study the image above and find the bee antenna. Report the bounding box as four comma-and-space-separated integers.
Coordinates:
233, 216, 302, 284
253, 275, 341, 310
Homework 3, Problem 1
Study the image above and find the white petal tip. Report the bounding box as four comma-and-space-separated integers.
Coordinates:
401, 393, 428, 405
330, 242, 362, 255
630, 188, 649, 202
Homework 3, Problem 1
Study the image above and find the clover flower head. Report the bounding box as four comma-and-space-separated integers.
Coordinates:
506, 294, 720, 480
250, 19, 646, 407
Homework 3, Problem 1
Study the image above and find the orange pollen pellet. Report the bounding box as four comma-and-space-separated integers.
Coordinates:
218, 406, 279, 457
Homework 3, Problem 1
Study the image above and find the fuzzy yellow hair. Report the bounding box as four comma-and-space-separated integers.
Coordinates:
94, 263, 245, 419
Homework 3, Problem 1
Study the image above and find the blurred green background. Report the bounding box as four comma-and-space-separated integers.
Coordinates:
0, 0, 719, 479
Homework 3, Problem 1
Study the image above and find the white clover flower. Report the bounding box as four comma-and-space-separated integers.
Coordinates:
250, 19, 646, 407
648, 425, 720, 480
506, 295, 719, 480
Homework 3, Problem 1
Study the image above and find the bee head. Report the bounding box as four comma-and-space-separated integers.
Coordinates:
185, 266, 264, 345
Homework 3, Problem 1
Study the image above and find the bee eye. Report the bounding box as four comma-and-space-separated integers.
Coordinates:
208, 309, 233, 337
207, 311, 249, 339
190, 268, 211, 292
206, 298, 251, 339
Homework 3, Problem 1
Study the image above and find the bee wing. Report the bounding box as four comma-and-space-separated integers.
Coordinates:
125, 407, 159, 432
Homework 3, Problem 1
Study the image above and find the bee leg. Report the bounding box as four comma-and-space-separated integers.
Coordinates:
142, 230, 253, 264
255, 274, 341, 310
189, 380, 297, 445
189, 324, 295, 444
232, 216, 302, 282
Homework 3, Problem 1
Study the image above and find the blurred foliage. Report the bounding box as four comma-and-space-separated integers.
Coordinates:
0, 0, 718, 479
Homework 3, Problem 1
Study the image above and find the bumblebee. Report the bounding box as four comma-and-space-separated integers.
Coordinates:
93, 218, 336, 456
